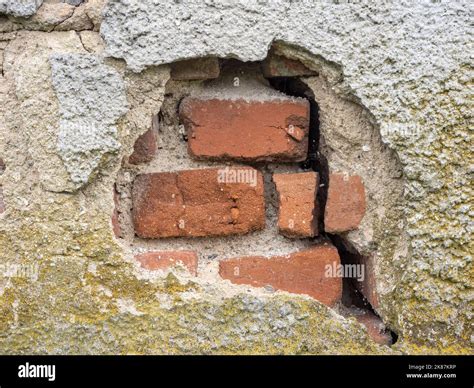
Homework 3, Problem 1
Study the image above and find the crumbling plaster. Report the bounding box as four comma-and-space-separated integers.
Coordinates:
0, 1, 471, 354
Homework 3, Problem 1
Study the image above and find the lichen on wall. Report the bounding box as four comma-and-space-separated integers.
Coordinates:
0, 0, 472, 355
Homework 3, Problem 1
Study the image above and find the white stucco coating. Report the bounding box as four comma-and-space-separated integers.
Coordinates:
0, 0, 43, 17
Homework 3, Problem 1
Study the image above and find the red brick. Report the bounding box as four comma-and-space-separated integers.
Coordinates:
170, 58, 220, 81
129, 115, 158, 165
179, 97, 309, 162
324, 173, 366, 233
132, 167, 265, 238
273, 171, 319, 237
135, 251, 198, 275
219, 244, 342, 306
111, 186, 121, 238
262, 51, 316, 78
354, 311, 392, 346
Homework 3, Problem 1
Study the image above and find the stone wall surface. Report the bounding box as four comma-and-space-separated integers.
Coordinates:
0, 0, 472, 354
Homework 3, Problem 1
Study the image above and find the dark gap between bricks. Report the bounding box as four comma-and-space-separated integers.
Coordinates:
269, 75, 398, 346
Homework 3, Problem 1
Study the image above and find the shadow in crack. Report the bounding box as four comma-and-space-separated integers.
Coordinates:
269, 74, 398, 346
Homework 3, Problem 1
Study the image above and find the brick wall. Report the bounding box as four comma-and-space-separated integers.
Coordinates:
118, 61, 367, 311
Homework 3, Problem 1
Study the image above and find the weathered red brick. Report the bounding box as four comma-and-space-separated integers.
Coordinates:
354, 311, 392, 346
170, 58, 220, 81
132, 167, 265, 238
179, 97, 309, 162
273, 171, 319, 237
219, 244, 342, 306
135, 251, 198, 275
324, 173, 366, 233
129, 115, 158, 165
262, 51, 316, 78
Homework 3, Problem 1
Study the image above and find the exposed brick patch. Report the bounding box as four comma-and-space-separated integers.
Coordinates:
262, 52, 316, 78
219, 244, 342, 306
180, 97, 309, 162
273, 171, 319, 238
170, 58, 220, 81
115, 60, 386, 336
324, 173, 366, 233
135, 251, 198, 275
132, 167, 265, 238
129, 115, 158, 165
354, 311, 392, 346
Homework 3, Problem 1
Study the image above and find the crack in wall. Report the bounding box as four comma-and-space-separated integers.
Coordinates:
268, 72, 398, 345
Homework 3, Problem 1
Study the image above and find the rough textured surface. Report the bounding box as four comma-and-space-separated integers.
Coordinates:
170, 57, 220, 81
65, 0, 84, 6
0, 1, 104, 33
0, 187, 4, 213
0, 158, 3, 213
353, 311, 393, 347
103, 1, 474, 354
20, 2, 75, 31
111, 186, 121, 238
132, 168, 265, 238
262, 50, 316, 78
54, 3, 93, 32
0, 1, 472, 355
135, 251, 198, 276
50, 53, 128, 190
219, 244, 342, 307
128, 116, 158, 165
0, 0, 43, 17
273, 172, 318, 237
1, 31, 88, 192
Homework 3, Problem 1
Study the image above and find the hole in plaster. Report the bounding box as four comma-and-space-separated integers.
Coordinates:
113, 46, 405, 347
